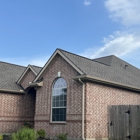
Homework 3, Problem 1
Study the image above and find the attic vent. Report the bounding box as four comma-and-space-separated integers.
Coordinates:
124, 65, 128, 69
120, 64, 128, 69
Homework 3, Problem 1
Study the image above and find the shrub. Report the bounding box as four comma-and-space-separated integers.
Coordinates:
37, 129, 46, 138
0, 135, 3, 140
3, 134, 11, 140
57, 133, 68, 140
11, 127, 37, 140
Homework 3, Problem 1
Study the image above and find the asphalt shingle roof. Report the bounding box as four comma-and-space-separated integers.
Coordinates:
30, 65, 42, 74
1, 48, 140, 91
0, 61, 26, 90
59, 49, 140, 89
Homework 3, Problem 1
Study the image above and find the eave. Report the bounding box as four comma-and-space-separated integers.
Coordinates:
0, 89, 26, 94
28, 81, 43, 88
74, 75, 140, 92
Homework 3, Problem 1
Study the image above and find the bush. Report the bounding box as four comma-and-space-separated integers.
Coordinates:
3, 134, 11, 140
0, 135, 3, 140
57, 133, 68, 140
37, 129, 46, 138
11, 127, 37, 140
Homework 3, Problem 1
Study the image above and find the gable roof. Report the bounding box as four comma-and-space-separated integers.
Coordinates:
34, 49, 140, 91
17, 65, 42, 84
34, 49, 85, 82
60, 49, 140, 89
30, 65, 42, 74
0, 61, 26, 92
1, 48, 140, 92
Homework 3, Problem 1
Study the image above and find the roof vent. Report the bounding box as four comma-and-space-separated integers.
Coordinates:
120, 64, 128, 69
124, 65, 128, 69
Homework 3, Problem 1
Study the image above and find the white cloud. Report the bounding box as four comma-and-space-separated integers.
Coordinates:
81, 31, 140, 59
81, 0, 140, 68
104, 0, 140, 26
83, 0, 91, 6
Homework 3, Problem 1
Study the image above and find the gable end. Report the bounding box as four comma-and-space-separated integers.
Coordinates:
34, 49, 84, 82
17, 65, 37, 84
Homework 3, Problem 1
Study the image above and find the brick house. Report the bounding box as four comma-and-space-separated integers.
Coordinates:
1, 48, 140, 140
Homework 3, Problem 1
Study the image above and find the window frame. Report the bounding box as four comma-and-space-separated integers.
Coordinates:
51, 78, 67, 123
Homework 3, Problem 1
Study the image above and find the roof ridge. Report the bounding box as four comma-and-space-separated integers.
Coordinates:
92, 60, 111, 66
92, 55, 115, 60
0, 61, 26, 68
58, 48, 113, 66
30, 65, 42, 68
58, 49, 140, 72
92, 55, 114, 66
58, 49, 85, 74
58, 48, 93, 61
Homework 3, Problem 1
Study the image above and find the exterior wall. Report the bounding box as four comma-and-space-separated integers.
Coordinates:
35, 54, 83, 139
20, 69, 36, 89
85, 82, 140, 139
0, 91, 35, 133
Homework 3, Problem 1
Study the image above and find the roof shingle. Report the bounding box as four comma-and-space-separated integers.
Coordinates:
0, 61, 26, 90
59, 49, 140, 89
1, 48, 140, 91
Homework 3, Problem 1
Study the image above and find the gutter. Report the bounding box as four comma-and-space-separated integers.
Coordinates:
0, 89, 25, 94
78, 78, 85, 140
74, 75, 140, 92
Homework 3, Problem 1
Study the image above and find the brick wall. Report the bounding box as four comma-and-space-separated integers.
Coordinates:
85, 82, 140, 139
20, 69, 36, 89
35, 54, 83, 138
0, 91, 35, 133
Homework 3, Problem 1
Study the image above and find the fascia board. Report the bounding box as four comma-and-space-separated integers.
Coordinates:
17, 65, 37, 84
0, 89, 26, 94
74, 75, 140, 92
34, 50, 84, 82
28, 81, 43, 87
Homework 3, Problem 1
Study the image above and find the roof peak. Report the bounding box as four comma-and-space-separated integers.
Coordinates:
29, 64, 42, 68
58, 48, 93, 61
58, 48, 117, 66
92, 55, 115, 66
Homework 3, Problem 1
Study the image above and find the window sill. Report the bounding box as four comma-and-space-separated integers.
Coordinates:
50, 121, 66, 125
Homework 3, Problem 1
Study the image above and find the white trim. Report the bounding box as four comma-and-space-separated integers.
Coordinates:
0, 89, 25, 94
51, 77, 67, 123
17, 65, 37, 84
28, 81, 43, 87
85, 138, 108, 140
74, 75, 140, 92
58, 71, 61, 77
50, 121, 66, 124
52, 107, 66, 109
78, 79, 85, 140
34, 49, 84, 82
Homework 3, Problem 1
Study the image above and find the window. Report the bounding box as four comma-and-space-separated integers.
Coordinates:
52, 78, 67, 122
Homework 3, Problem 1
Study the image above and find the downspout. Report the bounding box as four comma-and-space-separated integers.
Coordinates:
79, 78, 85, 140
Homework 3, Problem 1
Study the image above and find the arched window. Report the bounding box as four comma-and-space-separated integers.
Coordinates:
52, 78, 67, 122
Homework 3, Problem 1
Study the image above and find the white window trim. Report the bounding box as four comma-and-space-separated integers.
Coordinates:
50, 78, 67, 123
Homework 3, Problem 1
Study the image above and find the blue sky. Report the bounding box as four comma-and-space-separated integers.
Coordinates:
0, 0, 140, 68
